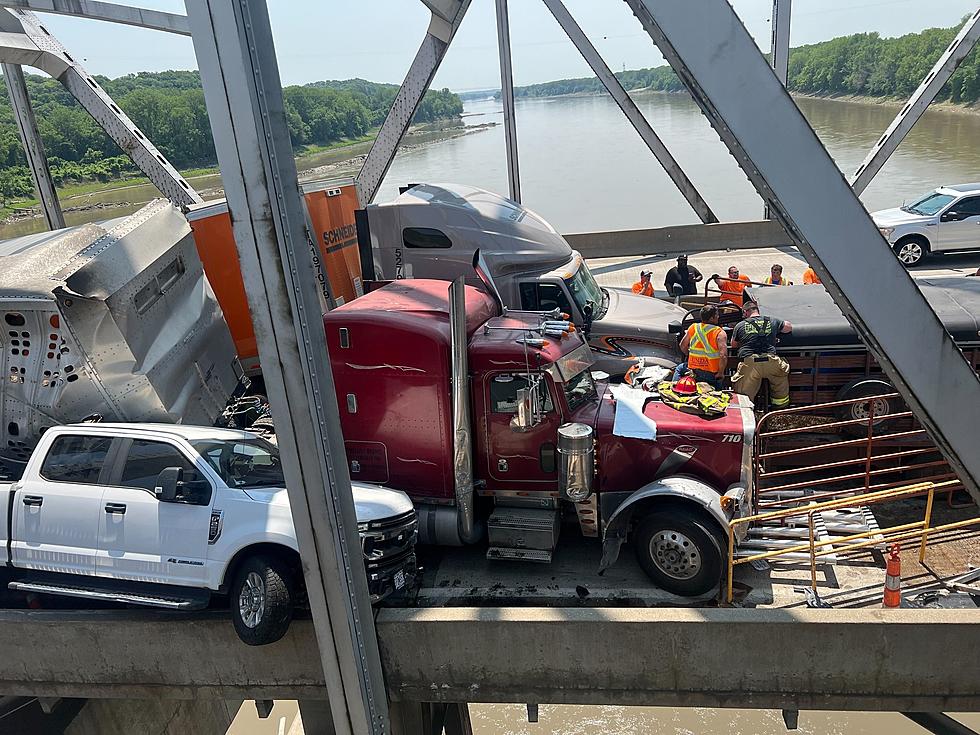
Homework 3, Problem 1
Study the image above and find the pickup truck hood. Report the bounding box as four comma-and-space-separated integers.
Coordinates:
598, 287, 686, 338
243, 482, 414, 523
871, 207, 930, 227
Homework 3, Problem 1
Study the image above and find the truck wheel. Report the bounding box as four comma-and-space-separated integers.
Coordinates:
231, 555, 294, 646
894, 236, 928, 267
834, 379, 897, 437
634, 512, 723, 597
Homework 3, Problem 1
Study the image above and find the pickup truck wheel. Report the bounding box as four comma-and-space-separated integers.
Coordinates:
894, 236, 928, 267
634, 512, 723, 597
231, 555, 294, 646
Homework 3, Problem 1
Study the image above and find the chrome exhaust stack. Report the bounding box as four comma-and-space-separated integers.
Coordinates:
449, 277, 482, 544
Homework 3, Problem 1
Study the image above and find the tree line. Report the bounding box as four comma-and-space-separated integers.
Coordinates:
505, 21, 980, 104
0, 70, 462, 203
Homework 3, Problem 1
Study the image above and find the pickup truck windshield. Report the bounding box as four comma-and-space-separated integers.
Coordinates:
904, 192, 954, 216
191, 437, 284, 489
563, 368, 598, 410
563, 263, 605, 319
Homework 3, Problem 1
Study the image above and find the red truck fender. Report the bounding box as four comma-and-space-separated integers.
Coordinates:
597, 476, 732, 574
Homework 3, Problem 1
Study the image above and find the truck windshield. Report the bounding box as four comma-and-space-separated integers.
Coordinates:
563, 263, 605, 319
191, 437, 284, 489
904, 192, 954, 216
563, 368, 597, 410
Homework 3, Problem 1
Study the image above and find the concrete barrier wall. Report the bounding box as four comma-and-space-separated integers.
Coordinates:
564, 220, 789, 258
2, 607, 980, 712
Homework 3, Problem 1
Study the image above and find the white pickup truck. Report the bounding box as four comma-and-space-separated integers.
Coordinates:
0, 424, 417, 645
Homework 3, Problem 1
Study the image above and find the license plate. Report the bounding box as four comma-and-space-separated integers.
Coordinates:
393, 570, 406, 590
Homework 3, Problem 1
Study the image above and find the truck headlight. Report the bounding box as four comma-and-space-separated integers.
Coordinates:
878, 226, 895, 239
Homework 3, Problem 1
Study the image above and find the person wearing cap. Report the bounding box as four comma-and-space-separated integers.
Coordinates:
664, 255, 703, 297
717, 265, 751, 306
631, 269, 655, 297
678, 304, 727, 389
803, 266, 821, 285
730, 300, 793, 408
764, 263, 791, 286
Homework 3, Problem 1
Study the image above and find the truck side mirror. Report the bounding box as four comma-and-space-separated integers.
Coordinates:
510, 387, 542, 433
154, 467, 182, 503
668, 320, 682, 335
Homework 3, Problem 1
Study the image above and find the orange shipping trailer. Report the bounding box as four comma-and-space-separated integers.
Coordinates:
186, 178, 364, 372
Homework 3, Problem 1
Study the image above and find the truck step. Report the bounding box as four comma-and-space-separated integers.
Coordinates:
486, 547, 554, 563
8, 580, 209, 610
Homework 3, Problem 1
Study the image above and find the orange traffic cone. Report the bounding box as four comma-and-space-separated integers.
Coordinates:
882, 544, 902, 608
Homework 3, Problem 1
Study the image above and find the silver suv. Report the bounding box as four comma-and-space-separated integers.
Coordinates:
872, 183, 980, 266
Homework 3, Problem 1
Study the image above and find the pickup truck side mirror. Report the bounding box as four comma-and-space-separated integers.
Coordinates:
941, 211, 963, 222
154, 467, 182, 503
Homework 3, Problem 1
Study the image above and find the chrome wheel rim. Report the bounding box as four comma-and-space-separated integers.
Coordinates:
897, 242, 922, 264
852, 397, 889, 422
239, 571, 266, 628
650, 530, 701, 580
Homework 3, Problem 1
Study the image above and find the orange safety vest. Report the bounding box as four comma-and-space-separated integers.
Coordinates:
632, 281, 654, 296
686, 322, 723, 372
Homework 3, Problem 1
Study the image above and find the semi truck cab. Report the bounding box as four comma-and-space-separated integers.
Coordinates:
324, 279, 754, 597
359, 183, 686, 377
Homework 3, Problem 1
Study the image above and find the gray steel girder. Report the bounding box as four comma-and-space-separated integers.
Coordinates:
185, 1, 387, 733
769, 0, 791, 85
495, 0, 520, 203
852, 9, 980, 195
355, 0, 471, 205
3, 61, 63, 228
0, 1, 189, 34
541, 0, 716, 223
624, 0, 980, 504
0, 8, 201, 207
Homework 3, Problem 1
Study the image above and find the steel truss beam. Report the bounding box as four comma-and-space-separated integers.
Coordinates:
902, 712, 979, 735
624, 0, 980, 503
185, 1, 386, 734
852, 9, 980, 194
0, 8, 201, 207
2, 61, 62, 228
495, 0, 520, 202
355, 0, 471, 205
541, 0, 716, 223
0, 1, 189, 34
769, 0, 791, 85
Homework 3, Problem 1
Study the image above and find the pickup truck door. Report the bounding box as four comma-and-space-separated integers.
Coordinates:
482, 373, 561, 492
939, 196, 980, 251
97, 438, 213, 585
11, 433, 114, 575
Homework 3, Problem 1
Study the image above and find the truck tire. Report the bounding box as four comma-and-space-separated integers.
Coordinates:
231, 554, 294, 646
834, 378, 898, 437
633, 512, 723, 597
894, 235, 928, 267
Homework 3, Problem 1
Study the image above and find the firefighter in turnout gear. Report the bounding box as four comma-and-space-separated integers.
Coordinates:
678, 304, 727, 389
730, 300, 793, 408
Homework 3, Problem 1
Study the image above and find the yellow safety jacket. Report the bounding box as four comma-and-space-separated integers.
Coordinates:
657, 380, 731, 417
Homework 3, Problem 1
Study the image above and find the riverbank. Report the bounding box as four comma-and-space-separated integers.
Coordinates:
0, 118, 494, 228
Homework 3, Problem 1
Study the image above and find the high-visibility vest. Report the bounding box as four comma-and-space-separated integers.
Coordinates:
765, 276, 788, 286
686, 322, 723, 372
632, 281, 654, 296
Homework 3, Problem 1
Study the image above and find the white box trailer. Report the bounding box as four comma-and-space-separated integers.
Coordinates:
0, 200, 239, 470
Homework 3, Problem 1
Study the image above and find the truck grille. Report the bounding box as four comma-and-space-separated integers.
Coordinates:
361, 510, 417, 564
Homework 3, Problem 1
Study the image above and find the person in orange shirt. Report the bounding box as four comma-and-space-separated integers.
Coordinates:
803, 266, 821, 285
631, 269, 654, 297
717, 265, 751, 306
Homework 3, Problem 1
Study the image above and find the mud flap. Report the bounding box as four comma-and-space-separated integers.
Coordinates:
597, 531, 626, 575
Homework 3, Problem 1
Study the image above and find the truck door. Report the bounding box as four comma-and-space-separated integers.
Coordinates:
939, 196, 980, 251
483, 373, 561, 490
12, 433, 113, 575
97, 438, 213, 585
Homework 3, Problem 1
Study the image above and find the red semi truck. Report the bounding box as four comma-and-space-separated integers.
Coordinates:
322, 278, 754, 596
